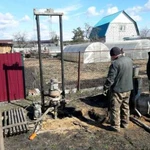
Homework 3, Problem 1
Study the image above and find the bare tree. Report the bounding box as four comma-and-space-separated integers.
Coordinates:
84, 23, 92, 39
13, 32, 28, 48
140, 27, 150, 38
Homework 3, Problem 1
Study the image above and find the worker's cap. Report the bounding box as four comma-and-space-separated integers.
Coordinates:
110, 47, 121, 56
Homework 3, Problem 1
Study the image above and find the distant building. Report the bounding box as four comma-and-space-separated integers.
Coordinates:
89, 10, 139, 42
0, 40, 13, 53
13, 40, 61, 57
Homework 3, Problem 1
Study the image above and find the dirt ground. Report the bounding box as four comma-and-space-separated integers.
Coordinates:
2, 58, 150, 150
3, 93, 150, 150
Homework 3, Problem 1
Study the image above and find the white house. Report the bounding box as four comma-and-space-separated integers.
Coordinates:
89, 10, 139, 42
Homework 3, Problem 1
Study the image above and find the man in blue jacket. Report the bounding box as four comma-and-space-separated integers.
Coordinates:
103, 47, 133, 132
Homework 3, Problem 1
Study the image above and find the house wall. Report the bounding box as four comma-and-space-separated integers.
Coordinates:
0, 46, 12, 53
106, 13, 138, 42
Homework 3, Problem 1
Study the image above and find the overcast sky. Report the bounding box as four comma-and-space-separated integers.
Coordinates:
0, 0, 150, 41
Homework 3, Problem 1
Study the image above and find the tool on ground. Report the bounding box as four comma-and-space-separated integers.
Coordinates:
28, 107, 54, 140
29, 121, 42, 140
130, 116, 150, 133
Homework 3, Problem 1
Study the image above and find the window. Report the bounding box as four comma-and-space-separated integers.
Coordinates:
119, 25, 126, 31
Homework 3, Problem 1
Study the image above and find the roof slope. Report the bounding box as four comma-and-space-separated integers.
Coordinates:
0, 39, 13, 45
64, 43, 91, 52
94, 11, 122, 27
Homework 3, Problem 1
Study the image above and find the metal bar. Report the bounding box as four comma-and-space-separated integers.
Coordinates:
34, 107, 54, 123
0, 112, 5, 150
59, 15, 65, 98
35, 15, 45, 110
33, 8, 63, 16
21, 53, 26, 99
54, 106, 58, 119
130, 116, 150, 133
34, 9, 64, 110
77, 51, 81, 91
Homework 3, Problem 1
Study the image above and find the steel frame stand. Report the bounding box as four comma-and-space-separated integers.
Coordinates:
33, 9, 65, 111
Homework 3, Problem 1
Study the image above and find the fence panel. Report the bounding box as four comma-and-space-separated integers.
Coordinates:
0, 53, 25, 102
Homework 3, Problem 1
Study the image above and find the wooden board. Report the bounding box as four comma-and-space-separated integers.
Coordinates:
2, 108, 28, 137
0, 112, 4, 150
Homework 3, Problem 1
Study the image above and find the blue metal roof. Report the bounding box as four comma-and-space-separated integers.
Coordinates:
94, 11, 122, 27
89, 23, 109, 39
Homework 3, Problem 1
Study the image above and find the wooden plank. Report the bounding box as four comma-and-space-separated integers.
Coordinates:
0, 112, 5, 150
2, 122, 27, 130
8, 109, 12, 136
19, 108, 27, 132
3, 111, 8, 136
13, 109, 19, 134
15, 108, 23, 133
21, 108, 28, 132
1, 108, 28, 136
18, 108, 26, 132
10, 109, 16, 135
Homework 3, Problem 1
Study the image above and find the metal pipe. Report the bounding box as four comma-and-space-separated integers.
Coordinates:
59, 15, 65, 98
21, 53, 26, 99
77, 51, 81, 91
35, 15, 45, 110
130, 116, 150, 133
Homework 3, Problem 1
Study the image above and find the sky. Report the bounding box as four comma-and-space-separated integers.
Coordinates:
0, 0, 150, 41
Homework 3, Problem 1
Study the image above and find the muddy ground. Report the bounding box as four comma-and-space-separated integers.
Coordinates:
2, 58, 150, 150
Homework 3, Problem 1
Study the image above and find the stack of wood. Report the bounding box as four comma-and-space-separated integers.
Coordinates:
1, 108, 28, 137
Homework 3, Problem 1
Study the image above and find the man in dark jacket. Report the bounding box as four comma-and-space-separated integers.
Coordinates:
103, 47, 133, 132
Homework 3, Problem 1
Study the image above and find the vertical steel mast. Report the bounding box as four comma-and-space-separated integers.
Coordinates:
33, 9, 65, 110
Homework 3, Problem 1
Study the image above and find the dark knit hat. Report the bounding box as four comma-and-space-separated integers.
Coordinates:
110, 47, 121, 56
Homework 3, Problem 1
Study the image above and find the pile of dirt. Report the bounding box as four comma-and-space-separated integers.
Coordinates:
41, 117, 97, 134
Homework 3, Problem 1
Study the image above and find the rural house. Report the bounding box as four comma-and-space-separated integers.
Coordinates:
0, 40, 13, 53
89, 10, 139, 42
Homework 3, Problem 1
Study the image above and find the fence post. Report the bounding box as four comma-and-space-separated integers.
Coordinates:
77, 51, 81, 91
0, 112, 4, 150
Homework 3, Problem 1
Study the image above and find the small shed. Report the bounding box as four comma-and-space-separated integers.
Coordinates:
105, 39, 150, 59
0, 40, 13, 53
63, 42, 110, 64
